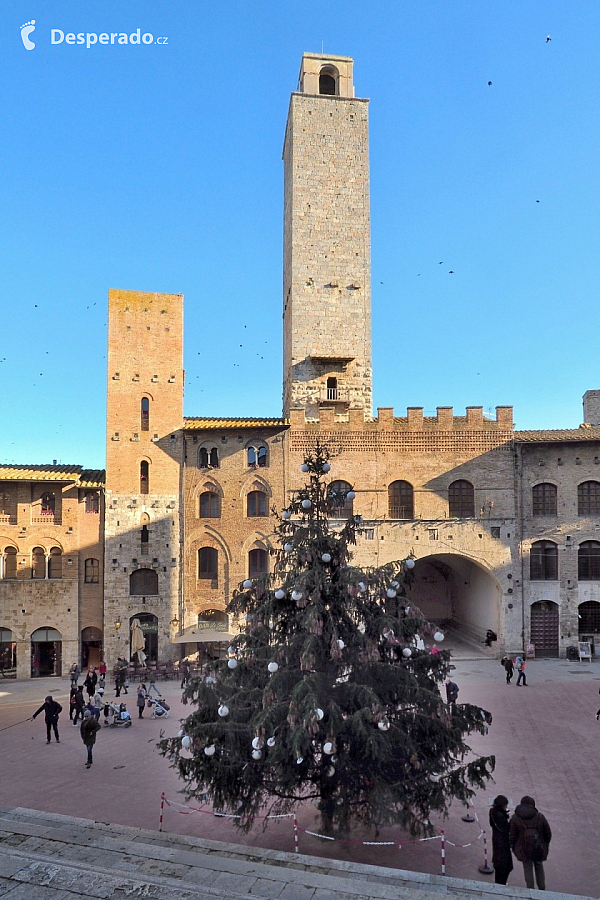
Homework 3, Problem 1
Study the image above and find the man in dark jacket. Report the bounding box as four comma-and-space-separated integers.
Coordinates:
80, 709, 101, 768
509, 795, 552, 890
31, 695, 62, 743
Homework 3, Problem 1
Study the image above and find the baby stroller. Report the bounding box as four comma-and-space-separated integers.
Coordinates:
103, 700, 132, 727
147, 696, 170, 719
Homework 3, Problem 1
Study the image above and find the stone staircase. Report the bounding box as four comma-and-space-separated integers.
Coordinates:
0, 805, 592, 900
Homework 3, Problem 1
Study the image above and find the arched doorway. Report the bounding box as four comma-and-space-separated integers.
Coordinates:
129, 613, 158, 663
0, 628, 16, 678
81, 626, 103, 668
530, 601, 559, 657
407, 554, 501, 639
578, 600, 600, 655
31, 627, 62, 677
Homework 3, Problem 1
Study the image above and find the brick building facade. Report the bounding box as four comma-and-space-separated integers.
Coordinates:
1, 52, 599, 676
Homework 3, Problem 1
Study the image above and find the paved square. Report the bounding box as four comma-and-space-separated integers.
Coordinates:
1, 653, 598, 898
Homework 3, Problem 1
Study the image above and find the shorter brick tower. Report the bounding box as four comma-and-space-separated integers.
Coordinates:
103, 289, 184, 666
283, 53, 372, 420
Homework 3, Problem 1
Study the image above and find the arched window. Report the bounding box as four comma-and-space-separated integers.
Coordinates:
326, 377, 338, 401
48, 547, 62, 579
578, 481, 600, 516
578, 541, 600, 580
32, 547, 45, 579
84, 491, 100, 513
199, 492, 220, 518
249, 548, 269, 576
141, 397, 150, 431
3, 547, 17, 579
41, 492, 55, 514
84, 558, 99, 583
247, 491, 267, 517
388, 481, 414, 519
327, 480, 354, 516
140, 460, 149, 494
319, 66, 338, 95
248, 446, 268, 468
198, 547, 218, 580
199, 447, 219, 469
129, 567, 158, 595
448, 480, 475, 518
530, 541, 558, 581
532, 483, 557, 516
579, 600, 600, 634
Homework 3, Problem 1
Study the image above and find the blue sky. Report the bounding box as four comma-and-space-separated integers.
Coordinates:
1, 1, 600, 468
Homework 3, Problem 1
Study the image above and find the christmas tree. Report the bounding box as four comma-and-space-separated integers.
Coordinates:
160, 445, 494, 835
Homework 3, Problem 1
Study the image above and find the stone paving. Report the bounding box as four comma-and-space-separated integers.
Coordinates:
0, 645, 599, 897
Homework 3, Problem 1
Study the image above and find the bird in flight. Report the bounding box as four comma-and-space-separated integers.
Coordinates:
546, 35, 551, 43
488, 81, 492, 86
438, 261, 443, 265
448, 271, 454, 275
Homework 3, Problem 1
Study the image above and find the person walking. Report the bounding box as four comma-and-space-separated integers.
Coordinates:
83, 667, 97, 699
501, 656, 514, 684
80, 709, 101, 769
445, 679, 459, 705
136, 684, 147, 719
489, 795, 513, 885
72, 686, 85, 725
69, 663, 80, 689
509, 796, 551, 890
180, 659, 190, 690
98, 659, 107, 678
31, 695, 62, 743
515, 656, 527, 686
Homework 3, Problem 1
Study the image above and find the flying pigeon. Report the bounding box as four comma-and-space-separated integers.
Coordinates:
546, 35, 551, 43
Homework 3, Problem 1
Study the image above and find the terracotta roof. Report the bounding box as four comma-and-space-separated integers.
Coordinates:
0, 465, 105, 486
184, 417, 288, 430
515, 426, 600, 443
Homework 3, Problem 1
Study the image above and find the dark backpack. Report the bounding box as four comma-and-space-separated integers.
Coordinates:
521, 817, 545, 861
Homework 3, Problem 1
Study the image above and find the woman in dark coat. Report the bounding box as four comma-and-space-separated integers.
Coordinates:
489, 794, 513, 885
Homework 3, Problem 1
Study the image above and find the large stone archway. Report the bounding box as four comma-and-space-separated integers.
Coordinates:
407, 554, 502, 638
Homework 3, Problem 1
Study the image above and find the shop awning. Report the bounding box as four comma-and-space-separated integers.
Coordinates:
172, 629, 235, 644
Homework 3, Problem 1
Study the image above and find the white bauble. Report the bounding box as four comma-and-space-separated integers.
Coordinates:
429, 773, 441, 783
284, 543, 293, 553
325, 765, 335, 777
282, 510, 291, 520
402, 647, 412, 658
337, 639, 345, 650
252, 737, 262, 750
275, 589, 286, 600
204, 744, 216, 756
242, 579, 252, 589
300, 463, 309, 472
433, 631, 445, 642
405, 558, 415, 569
205, 676, 215, 684
291, 590, 303, 601
177, 729, 184, 738
268, 662, 279, 673
218, 705, 229, 717
346, 491, 356, 501
267, 737, 276, 747
387, 588, 397, 598
322, 462, 331, 472
323, 741, 334, 755
301, 499, 311, 509
357, 582, 366, 593
321, 553, 331, 563
378, 720, 390, 732
296, 757, 304, 764
391, 580, 399, 588
252, 749, 262, 760
227, 658, 238, 669
181, 735, 192, 749
315, 708, 324, 721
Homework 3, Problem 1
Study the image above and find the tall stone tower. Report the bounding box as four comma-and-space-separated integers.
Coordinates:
282, 53, 372, 420
103, 289, 184, 665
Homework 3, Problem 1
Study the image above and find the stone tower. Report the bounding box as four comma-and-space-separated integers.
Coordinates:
103, 289, 184, 665
282, 53, 372, 420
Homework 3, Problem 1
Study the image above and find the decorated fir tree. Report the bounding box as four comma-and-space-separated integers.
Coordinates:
160, 446, 494, 834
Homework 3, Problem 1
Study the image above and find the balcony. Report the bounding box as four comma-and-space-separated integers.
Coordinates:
320, 388, 349, 404
0, 515, 17, 525
31, 514, 61, 525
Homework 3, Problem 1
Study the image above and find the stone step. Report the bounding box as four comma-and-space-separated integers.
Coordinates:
0, 805, 592, 900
